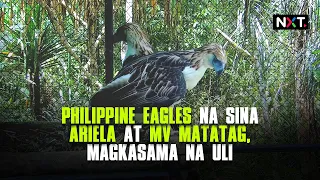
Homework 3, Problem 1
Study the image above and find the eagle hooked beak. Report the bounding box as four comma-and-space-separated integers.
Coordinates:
216, 63, 225, 76
113, 34, 121, 44
113, 29, 126, 44
211, 57, 226, 76
216, 69, 224, 76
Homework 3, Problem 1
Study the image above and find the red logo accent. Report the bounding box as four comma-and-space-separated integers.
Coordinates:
286, 17, 292, 28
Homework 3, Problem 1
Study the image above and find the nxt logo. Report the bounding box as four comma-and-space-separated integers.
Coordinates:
273, 15, 309, 30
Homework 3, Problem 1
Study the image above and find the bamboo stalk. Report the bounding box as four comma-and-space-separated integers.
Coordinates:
39, 0, 92, 79
0, 8, 4, 32
215, 28, 255, 61
20, 0, 27, 77
39, 0, 81, 64
151, 0, 157, 16
94, 26, 104, 50
9, 1, 13, 28
59, 0, 87, 28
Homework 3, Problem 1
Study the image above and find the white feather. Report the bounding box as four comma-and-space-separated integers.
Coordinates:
182, 66, 208, 90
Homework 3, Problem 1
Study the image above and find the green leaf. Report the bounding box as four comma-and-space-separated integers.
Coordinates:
314, 70, 320, 82
313, 59, 320, 67
312, 49, 320, 54
20, 88, 29, 97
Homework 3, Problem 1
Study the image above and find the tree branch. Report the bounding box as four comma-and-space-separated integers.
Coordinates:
39, 0, 92, 80
39, 0, 82, 64
58, 0, 88, 28
94, 26, 105, 50
215, 28, 255, 62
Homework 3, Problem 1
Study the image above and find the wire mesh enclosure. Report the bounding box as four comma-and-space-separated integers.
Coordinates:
113, 0, 320, 145
0, 0, 320, 179
0, 0, 319, 145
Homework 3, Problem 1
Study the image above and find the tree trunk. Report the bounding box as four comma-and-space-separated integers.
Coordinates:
33, 28, 41, 121
34, 55, 41, 121
295, 33, 316, 142
164, 0, 170, 26
87, 0, 99, 75
294, 1, 318, 179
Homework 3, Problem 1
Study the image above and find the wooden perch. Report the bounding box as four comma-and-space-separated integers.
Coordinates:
215, 28, 255, 62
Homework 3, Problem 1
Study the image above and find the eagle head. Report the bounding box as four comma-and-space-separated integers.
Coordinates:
194, 43, 227, 76
113, 23, 153, 57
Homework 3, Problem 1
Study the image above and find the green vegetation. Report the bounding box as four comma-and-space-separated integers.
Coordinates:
0, 0, 319, 145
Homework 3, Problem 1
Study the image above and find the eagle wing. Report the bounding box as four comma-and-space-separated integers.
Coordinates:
90, 52, 192, 110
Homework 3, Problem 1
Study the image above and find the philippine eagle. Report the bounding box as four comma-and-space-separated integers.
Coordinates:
89, 23, 227, 134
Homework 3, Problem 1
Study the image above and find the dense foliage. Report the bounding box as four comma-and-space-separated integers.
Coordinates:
0, 0, 319, 145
